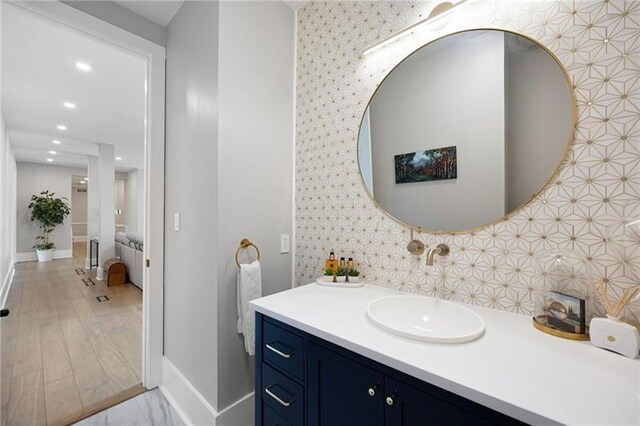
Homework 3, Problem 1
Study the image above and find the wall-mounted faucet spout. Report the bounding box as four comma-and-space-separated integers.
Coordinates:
426, 243, 450, 266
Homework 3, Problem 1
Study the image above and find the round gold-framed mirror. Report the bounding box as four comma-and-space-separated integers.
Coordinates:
357, 29, 576, 234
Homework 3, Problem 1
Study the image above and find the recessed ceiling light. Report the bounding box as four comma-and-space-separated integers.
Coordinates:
80, 181, 86, 184
75, 61, 92, 72
115, 156, 122, 161
46, 158, 53, 162
84, 177, 89, 180
56, 125, 67, 131
52, 140, 61, 145
49, 150, 57, 155
63, 102, 76, 109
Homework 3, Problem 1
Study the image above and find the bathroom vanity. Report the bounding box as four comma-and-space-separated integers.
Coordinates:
251, 284, 640, 426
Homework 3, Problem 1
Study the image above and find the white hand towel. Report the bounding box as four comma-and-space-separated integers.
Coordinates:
237, 260, 262, 356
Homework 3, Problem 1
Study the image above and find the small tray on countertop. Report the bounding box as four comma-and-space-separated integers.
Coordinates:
532, 315, 590, 341
316, 276, 364, 288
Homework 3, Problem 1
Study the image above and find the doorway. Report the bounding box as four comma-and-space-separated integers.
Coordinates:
0, 2, 165, 424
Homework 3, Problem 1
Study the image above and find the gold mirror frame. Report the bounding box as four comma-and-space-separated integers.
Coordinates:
356, 28, 577, 235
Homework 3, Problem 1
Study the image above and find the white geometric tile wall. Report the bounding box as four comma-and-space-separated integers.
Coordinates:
295, 0, 640, 321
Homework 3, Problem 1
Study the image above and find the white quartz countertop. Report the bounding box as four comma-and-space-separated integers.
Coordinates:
251, 283, 640, 426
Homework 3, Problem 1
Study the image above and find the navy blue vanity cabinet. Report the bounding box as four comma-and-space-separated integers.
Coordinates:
307, 342, 384, 426
384, 377, 496, 426
255, 313, 526, 426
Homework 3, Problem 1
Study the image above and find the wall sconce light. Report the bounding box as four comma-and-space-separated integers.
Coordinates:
363, 0, 468, 56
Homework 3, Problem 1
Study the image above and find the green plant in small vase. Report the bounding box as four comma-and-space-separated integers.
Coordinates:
348, 269, 360, 282
28, 191, 70, 262
324, 268, 334, 276
335, 268, 347, 282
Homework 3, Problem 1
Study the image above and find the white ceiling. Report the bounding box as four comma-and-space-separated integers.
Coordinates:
113, 1, 184, 27
2, 3, 147, 171
281, 1, 309, 11
113, 0, 308, 27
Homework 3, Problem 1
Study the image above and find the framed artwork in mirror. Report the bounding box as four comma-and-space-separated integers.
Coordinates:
394, 146, 457, 184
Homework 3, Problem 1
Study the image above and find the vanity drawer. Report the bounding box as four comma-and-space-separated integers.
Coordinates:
263, 404, 292, 426
263, 319, 304, 381
262, 363, 304, 425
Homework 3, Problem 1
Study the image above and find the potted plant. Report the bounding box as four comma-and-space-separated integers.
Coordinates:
28, 191, 70, 262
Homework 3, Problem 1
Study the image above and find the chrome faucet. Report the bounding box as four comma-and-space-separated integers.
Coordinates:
426, 244, 450, 266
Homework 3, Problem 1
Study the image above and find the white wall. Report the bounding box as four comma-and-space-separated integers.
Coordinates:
164, 0, 294, 419
15, 162, 86, 257
217, 0, 294, 410
124, 168, 143, 233
115, 178, 125, 227
71, 186, 87, 240
505, 34, 572, 211
165, 0, 220, 408
369, 31, 505, 231
0, 118, 17, 303
0, 4, 17, 418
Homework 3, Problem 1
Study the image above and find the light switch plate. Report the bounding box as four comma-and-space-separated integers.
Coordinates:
174, 213, 180, 231
280, 234, 290, 254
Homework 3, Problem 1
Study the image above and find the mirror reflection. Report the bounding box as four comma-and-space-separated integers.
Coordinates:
358, 30, 574, 232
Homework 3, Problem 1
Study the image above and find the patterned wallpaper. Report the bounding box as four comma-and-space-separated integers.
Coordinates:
295, 0, 640, 321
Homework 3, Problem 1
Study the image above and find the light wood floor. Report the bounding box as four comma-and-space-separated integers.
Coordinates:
1, 245, 143, 426
72, 242, 86, 260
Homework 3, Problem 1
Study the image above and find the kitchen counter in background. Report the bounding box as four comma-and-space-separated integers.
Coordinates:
251, 284, 640, 425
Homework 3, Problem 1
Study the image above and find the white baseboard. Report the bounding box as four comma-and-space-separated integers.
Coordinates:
73, 236, 88, 242
217, 392, 254, 426
160, 356, 218, 425
160, 356, 254, 426
1, 263, 15, 308
15, 249, 73, 263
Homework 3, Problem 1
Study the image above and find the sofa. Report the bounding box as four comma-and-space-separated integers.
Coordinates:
115, 232, 144, 290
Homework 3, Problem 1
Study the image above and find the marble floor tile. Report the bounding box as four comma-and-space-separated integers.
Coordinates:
135, 389, 184, 425
74, 389, 184, 426
74, 397, 148, 426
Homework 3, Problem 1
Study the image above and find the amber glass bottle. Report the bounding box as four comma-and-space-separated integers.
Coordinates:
324, 251, 338, 273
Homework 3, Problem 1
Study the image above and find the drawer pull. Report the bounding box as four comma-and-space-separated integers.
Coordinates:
266, 343, 293, 359
265, 385, 293, 407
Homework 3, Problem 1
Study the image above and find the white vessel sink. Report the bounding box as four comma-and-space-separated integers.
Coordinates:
366, 295, 485, 344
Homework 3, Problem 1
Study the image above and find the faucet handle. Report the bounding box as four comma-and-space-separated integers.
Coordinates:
436, 243, 450, 256
407, 239, 425, 256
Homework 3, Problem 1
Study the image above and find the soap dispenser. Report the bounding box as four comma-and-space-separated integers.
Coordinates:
324, 251, 338, 273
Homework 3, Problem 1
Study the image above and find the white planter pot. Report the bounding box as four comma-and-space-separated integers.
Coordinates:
36, 249, 54, 262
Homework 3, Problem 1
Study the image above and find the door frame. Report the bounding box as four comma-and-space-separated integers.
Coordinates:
10, 0, 166, 388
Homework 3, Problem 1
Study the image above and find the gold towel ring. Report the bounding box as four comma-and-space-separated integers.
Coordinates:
235, 238, 260, 267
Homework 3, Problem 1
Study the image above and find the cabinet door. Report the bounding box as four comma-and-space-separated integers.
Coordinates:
307, 342, 384, 426
384, 378, 493, 426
